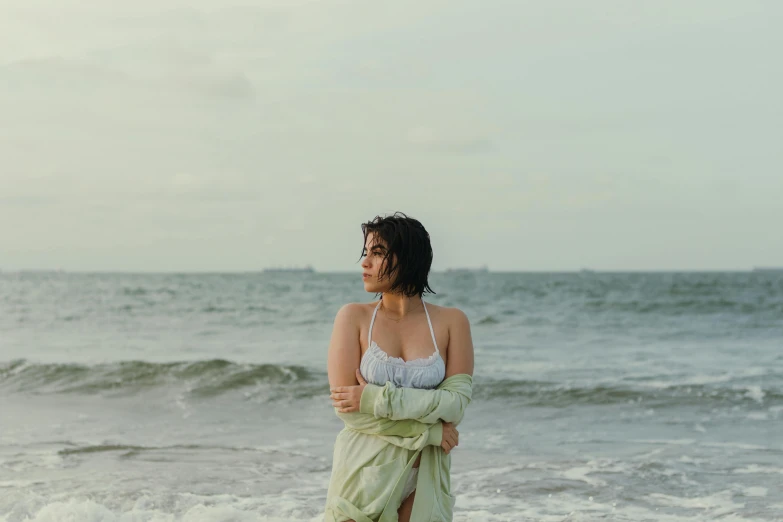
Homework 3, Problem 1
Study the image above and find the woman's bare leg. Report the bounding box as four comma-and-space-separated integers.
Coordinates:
397, 490, 415, 522
398, 453, 421, 522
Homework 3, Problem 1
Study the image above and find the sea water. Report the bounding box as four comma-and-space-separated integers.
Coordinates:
1, 271, 782, 521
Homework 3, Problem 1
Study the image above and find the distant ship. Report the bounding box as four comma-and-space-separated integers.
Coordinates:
262, 265, 315, 273
445, 265, 489, 274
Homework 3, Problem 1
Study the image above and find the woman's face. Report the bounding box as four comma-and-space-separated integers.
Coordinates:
361, 233, 395, 293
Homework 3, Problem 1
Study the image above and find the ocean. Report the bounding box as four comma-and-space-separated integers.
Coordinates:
1, 271, 782, 521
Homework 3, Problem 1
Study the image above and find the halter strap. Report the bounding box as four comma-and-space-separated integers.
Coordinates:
422, 301, 440, 354
368, 300, 382, 345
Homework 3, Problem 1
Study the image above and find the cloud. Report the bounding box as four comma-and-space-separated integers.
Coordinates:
0, 56, 130, 92
405, 125, 491, 154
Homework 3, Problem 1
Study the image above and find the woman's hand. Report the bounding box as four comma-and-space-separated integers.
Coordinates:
329, 369, 368, 413
441, 421, 459, 454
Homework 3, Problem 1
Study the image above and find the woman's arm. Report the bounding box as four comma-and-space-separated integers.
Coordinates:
360, 375, 472, 425
444, 308, 475, 377
360, 308, 475, 423
327, 304, 362, 391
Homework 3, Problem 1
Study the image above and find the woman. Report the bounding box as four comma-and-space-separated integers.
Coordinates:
323, 212, 475, 522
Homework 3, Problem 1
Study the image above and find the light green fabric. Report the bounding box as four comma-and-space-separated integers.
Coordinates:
323, 373, 473, 522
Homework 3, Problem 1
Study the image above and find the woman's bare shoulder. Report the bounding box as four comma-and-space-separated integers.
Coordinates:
426, 302, 470, 327
333, 301, 377, 323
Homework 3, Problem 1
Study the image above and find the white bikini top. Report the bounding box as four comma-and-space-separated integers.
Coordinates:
359, 299, 446, 389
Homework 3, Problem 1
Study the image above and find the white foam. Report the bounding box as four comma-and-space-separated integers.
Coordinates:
733, 464, 783, 475
635, 438, 769, 451
742, 486, 767, 497
646, 490, 744, 516
741, 385, 765, 403
677, 455, 709, 465
632, 438, 696, 446
632, 368, 771, 390
702, 441, 768, 451
634, 369, 768, 389
560, 466, 607, 487
9, 499, 118, 522
0, 479, 41, 489
478, 433, 510, 450
455, 487, 757, 522
0, 496, 328, 522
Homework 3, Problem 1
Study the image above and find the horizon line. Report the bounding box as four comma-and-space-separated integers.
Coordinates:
1, 267, 779, 275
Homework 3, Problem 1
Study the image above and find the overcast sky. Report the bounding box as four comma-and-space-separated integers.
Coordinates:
1, 1, 781, 272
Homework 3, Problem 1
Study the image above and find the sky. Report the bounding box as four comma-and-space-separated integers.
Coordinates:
1, 0, 781, 272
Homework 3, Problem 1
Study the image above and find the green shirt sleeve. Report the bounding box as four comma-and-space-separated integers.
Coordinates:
334, 409, 443, 448
358, 374, 473, 426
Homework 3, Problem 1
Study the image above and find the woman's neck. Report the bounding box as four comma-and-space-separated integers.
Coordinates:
379, 293, 423, 319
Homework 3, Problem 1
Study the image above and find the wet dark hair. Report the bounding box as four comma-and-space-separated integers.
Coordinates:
359, 211, 435, 297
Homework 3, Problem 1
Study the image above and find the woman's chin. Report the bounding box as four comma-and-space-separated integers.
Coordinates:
363, 282, 382, 293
